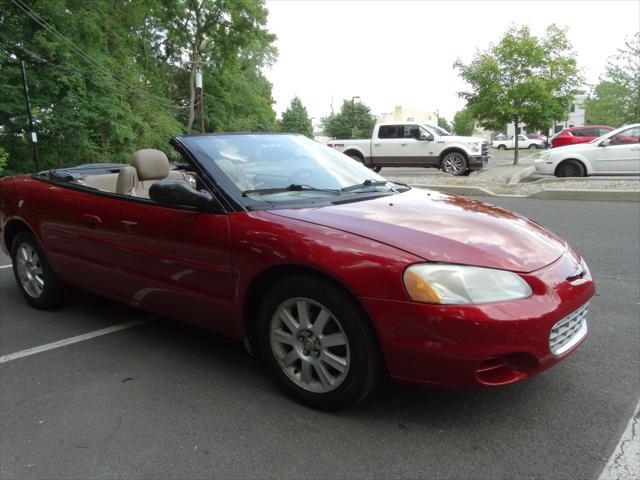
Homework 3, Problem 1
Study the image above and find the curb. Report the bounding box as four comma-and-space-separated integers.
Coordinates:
528, 189, 640, 202
508, 165, 536, 185
411, 185, 640, 202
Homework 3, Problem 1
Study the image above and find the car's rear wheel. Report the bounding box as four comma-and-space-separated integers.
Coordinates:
555, 159, 585, 178
372, 166, 382, 173
11, 231, 66, 309
528, 143, 538, 149
441, 152, 468, 176
497, 144, 507, 151
256, 274, 382, 410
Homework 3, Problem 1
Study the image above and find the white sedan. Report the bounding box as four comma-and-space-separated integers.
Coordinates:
535, 124, 640, 177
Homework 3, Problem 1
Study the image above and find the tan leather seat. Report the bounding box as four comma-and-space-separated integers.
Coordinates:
115, 166, 138, 196
131, 149, 170, 197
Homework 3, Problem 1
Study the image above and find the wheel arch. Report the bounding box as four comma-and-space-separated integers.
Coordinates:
439, 147, 468, 166
242, 263, 384, 357
2, 218, 35, 254
343, 149, 365, 162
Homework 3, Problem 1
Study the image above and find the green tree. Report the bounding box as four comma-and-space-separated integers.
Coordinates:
452, 108, 475, 136
585, 33, 640, 127
454, 25, 582, 164
281, 97, 313, 137
0, 0, 277, 173
321, 100, 375, 139
437, 117, 452, 132
0, 146, 8, 175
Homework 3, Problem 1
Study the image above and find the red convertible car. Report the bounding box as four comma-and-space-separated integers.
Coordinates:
0, 134, 595, 409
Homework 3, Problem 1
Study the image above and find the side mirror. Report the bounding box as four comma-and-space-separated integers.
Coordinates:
149, 179, 215, 209
420, 134, 434, 141
600, 138, 612, 147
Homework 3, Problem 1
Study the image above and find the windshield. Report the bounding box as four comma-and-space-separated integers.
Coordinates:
182, 134, 392, 203
422, 123, 450, 136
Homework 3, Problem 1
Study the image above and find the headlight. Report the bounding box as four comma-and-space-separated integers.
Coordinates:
403, 264, 532, 304
466, 142, 481, 152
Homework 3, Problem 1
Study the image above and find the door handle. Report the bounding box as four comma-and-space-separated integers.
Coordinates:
373, 143, 381, 147
82, 214, 102, 225
630, 146, 640, 151
400, 143, 407, 146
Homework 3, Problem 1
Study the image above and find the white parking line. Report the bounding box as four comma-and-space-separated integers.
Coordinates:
0, 264, 12, 269
599, 400, 640, 480
0, 317, 155, 364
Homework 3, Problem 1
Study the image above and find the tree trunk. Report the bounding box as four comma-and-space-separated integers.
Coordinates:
513, 120, 519, 165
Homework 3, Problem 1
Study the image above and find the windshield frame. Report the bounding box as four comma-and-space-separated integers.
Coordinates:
422, 123, 451, 137
175, 132, 408, 211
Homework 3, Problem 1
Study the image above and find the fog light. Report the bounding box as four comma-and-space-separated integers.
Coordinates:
475, 353, 538, 386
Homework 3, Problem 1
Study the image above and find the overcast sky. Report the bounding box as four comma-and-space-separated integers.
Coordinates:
264, 0, 640, 124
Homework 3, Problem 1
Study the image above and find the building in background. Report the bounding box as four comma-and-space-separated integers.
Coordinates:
377, 106, 438, 125
504, 94, 587, 137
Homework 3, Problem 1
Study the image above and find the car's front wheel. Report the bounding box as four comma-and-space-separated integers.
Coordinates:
11, 231, 67, 309
441, 152, 468, 176
528, 143, 538, 149
555, 159, 585, 177
256, 274, 382, 410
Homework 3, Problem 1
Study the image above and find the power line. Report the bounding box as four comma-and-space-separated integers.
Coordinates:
0, 31, 200, 112
9, 0, 193, 110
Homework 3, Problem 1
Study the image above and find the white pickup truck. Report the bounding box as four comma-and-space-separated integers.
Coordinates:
327, 122, 489, 176
492, 134, 545, 150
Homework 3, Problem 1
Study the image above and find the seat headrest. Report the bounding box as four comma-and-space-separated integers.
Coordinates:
132, 149, 170, 181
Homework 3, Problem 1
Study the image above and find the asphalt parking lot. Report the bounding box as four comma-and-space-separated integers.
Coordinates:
1, 197, 639, 480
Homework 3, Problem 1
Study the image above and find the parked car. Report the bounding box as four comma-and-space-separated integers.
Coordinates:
535, 123, 640, 176
526, 133, 547, 142
327, 122, 489, 176
550, 125, 614, 148
492, 134, 545, 150
1, 133, 595, 410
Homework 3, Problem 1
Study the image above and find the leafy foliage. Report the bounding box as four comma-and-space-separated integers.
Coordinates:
454, 25, 582, 163
437, 117, 452, 132
452, 109, 475, 136
281, 97, 313, 138
0, 0, 277, 173
585, 33, 640, 127
0, 146, 8, 174
321, 100, 375, 139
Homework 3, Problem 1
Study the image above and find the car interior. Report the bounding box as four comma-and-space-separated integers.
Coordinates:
62, 149, 198, 198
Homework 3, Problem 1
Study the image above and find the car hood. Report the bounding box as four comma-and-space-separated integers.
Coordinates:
268, 189, 567, 273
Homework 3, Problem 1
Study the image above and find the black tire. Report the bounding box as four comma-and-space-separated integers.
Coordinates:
497, 144, 507, 151
528, 143, 538, 149
555, 159, 585, 178
347, 154, 364, 164
372, 166, 382, 173
441, 151, 468, 176
256, 274, 383, 410
11, 231, 67, 309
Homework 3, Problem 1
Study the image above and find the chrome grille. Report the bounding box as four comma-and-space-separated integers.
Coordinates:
549, 302, 589, 356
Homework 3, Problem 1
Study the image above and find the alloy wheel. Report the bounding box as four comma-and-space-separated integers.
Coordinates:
270, 297, 350, 393
16, 243, 44, 298
442, 153, 466, 175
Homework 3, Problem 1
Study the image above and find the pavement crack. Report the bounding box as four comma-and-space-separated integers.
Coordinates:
103, 415, 122, 443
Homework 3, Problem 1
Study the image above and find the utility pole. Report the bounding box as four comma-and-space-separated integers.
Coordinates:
351, 95, 360, 138
195, 67, 204, 133
19, 59, 40, 171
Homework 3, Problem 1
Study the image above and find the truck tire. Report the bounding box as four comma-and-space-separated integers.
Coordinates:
528, 144, 538, 149
347, 154, 381, 173
497, 144, 507, 151
441, 152, 468, 176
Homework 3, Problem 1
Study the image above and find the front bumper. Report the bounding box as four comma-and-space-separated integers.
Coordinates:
361, 251, 595, 388
535, 157, 555, 174
468, 155, 490, 170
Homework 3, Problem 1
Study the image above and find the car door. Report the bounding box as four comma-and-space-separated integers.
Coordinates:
401, 125, 440, 166
371, 125, 407, 166
43, 186, 234, 333
594, 126, 640, 174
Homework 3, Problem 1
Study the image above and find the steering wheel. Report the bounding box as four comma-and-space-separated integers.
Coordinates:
286, 168, 315, 185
